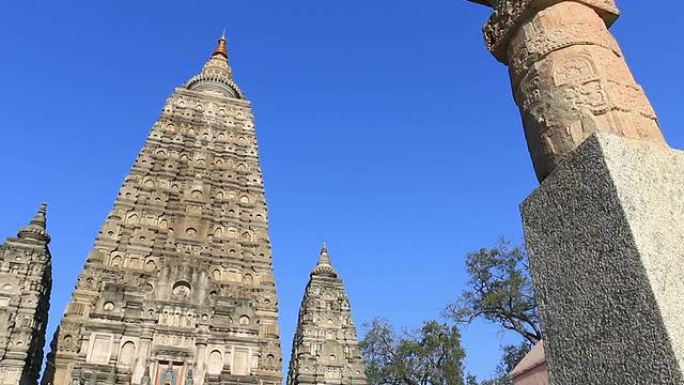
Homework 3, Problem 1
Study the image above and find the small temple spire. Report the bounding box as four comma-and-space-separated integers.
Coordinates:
312, 242, 337, 278
18, 203, 50, 243
0, 205, 52, 384
288, 244, 368, 385
318, 242, 331, 265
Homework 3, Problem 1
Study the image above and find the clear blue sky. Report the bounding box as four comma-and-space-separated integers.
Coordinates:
1, 0, 683, 381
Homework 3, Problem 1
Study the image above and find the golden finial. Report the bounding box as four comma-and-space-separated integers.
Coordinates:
212, 32, 228, 58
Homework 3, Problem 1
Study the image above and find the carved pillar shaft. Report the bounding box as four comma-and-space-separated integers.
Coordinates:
194, 341, 207, 385
133, 335, 152, 385
479, 0, 665, 180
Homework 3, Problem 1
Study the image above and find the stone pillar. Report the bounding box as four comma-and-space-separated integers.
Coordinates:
467, 1, 684, 384
133, 328, 153, 385
472, 0, 666, 181
193, 338, 207, 385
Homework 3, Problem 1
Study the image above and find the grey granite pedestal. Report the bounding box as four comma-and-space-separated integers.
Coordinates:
522, 133, 684, 384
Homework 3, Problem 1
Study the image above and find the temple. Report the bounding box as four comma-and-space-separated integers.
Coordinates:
0, 204, 52, 385
42, 36, 282, 385
286, 245, 367, 385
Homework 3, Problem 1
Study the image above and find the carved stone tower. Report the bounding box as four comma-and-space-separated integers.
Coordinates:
0, 204, 52, 385
287, 245, 367, 385
43, 36, 282, 385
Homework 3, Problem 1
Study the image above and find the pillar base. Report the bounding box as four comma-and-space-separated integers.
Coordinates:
522, 133, 684, 384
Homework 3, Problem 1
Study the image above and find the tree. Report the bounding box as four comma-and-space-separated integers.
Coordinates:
498, 343, 532, 374
447, 240, 542, 344
361, 318, 467, 385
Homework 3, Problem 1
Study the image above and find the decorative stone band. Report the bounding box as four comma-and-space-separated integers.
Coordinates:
185, 73, 244, 99
507, 9, 621, 90
481, 0, 619, 63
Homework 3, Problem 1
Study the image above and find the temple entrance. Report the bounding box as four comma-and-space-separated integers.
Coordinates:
154, 361, 186, 385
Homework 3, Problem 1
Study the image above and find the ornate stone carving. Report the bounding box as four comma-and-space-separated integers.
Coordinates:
470, 0, 666, 180
70, 367, 83, 385
478, 0, 619, 62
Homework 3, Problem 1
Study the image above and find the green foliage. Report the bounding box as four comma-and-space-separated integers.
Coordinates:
447, 240, 542, 344
465, 374, 480, 385
499, 343, 532, 374
361, 319, 466, 385
360, 240, 542, 385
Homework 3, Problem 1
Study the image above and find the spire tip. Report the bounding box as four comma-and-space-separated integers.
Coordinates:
312, 242, 337, 277
17, 202, 50, 243
212, 32, 228, 58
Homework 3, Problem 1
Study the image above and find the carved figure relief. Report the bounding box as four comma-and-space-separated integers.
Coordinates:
242, 274, 253, 285
144, 260, 157, 273
110, 255, 123, 268
212, 269, 222, 281
172, 281, 191, 298
553, 57, 596, 86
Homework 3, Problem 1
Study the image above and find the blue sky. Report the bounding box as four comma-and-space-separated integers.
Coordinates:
1, 0, 683, 381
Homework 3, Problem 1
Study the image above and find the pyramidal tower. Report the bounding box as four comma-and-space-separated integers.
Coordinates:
43, 36, 282, 385
287, 245, 367, 385
0, 204, 52, 385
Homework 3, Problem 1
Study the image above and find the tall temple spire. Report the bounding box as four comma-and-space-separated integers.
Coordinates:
18, 202, 50, 243
186, 34, 243, 98
45, 35, 281, 385
287, 246, 367, 385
